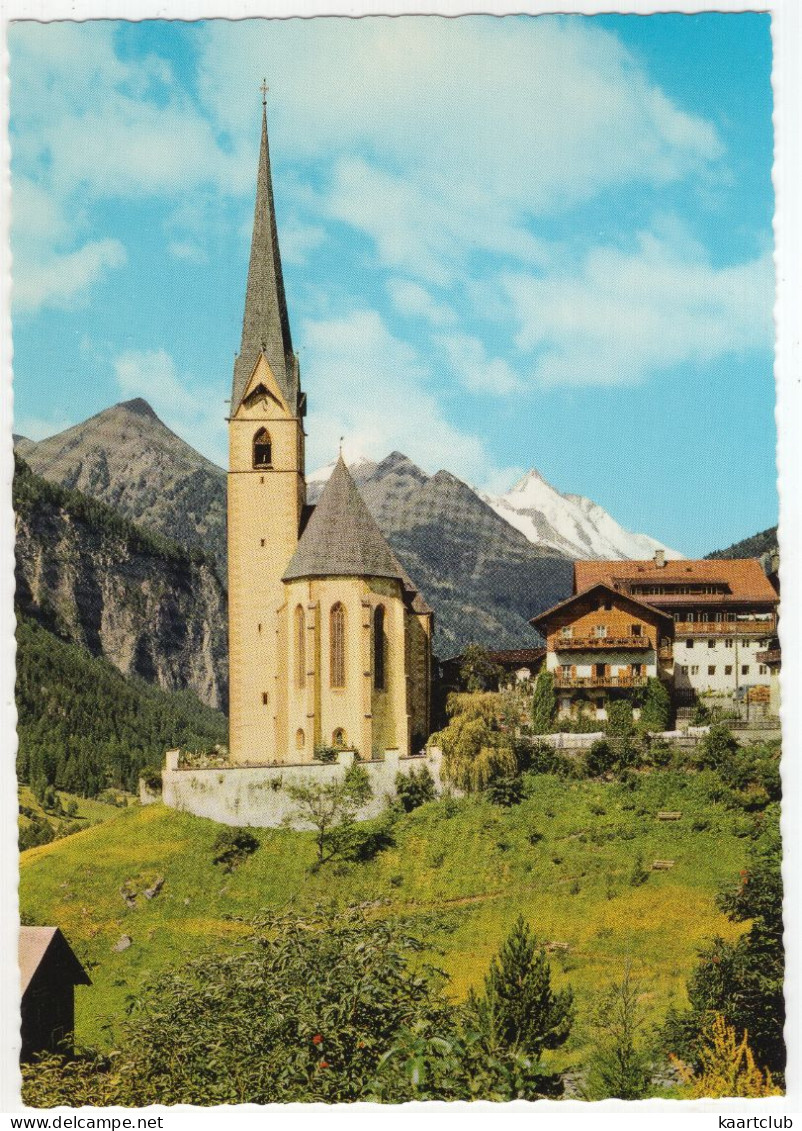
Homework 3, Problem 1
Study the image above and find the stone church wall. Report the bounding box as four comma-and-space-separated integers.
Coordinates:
161, 746, 444, 829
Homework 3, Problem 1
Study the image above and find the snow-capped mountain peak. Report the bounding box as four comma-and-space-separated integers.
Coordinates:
479, 468, 681, 561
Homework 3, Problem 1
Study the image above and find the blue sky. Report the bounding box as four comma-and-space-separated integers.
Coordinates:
9, 15, 775, 556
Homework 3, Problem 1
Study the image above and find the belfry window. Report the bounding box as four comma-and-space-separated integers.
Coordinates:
374, 605, 386, 691
294, 605, 306, 689
253, 428, 272, 468
330, 603, 346, 688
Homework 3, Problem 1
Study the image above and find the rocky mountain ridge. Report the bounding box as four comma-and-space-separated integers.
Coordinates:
14, 455, 228, 710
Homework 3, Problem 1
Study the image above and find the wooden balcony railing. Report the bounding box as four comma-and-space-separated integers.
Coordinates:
673, 616, 776, 637
555, 635, 651, 651
554, 675, 649, 690
756, 648, 781, 665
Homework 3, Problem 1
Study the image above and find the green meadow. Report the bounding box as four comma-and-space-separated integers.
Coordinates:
20, 770, 748, 1069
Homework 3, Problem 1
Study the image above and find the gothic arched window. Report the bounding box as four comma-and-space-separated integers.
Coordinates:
294, 605, 306, 689
373, 605, 386, 691
332, 727, 347, 749
253, 428, 272, 468
330, 602, 346, 688
295, 728, 305, 751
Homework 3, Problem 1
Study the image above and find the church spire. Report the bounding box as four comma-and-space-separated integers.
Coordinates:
231, 87, 297, 414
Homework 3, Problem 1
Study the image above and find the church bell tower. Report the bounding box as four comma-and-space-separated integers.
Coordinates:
227, 89, 306, 765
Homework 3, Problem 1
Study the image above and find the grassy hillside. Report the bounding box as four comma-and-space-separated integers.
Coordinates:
20, 770, 749, 1069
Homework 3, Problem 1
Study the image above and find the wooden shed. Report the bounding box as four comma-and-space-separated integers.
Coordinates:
19, 927, 91, 1061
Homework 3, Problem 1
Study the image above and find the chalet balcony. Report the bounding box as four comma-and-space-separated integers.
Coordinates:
554, 635, 651, 651
658, 645, 674, 662
673, 616, 776, 638
554, 675, 649, 690
756, 648, 781, 665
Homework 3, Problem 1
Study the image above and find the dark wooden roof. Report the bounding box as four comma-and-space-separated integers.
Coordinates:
19, 927, 90, 994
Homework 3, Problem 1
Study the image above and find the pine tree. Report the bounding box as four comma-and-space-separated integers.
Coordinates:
471, 915, 573, 1059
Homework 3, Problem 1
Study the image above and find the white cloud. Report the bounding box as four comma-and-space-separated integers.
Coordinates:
168, 240, 208, 264
302, 310, 517, 487
438, 332, 524, 395
113, 349, 227, 467
503, 234, 774, 387
12, 238, 127, 315
387, 280, 455, 327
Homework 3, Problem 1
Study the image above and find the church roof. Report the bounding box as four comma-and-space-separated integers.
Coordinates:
231, 102, 297, 415
284, 457, 421, 596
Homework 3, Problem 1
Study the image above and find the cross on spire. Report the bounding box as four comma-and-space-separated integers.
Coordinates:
260, 78, 269, 107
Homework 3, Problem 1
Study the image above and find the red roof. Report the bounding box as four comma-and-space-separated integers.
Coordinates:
574, 558, 778, 606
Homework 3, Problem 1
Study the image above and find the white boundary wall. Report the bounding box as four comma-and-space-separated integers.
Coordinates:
160, 747, 444, 828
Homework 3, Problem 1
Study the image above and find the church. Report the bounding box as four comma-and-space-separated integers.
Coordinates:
226, 97, 433, 768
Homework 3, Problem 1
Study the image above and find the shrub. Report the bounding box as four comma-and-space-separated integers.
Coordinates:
638, 678, 672, 733
19, 816, 55, 852
211, 828, 260, 872
394, 764, 436, 812
629, 853, 649, 887
313, 745, 338, 764
607, 700, 635, 739
486, 776, 524, 807
673, 1015, 781, 1098
331, 814, 395, 862
585, 739, 615, 777
140, 767, 162, 793
519, 741, 572, 777
697, 724, 739, 773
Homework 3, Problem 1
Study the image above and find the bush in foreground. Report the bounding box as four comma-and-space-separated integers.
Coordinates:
22, 908, 573, 1106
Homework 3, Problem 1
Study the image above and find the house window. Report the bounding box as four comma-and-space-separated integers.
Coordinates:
253, 428, 272, 468
631, 624, 642, 637
632, 663, 642, 677
725, 639, 733, 648
295, 728, 305, 750
741, 665, 750, 676
330, 603, 346, 688
708, 665, 716, 676
294, 605, 306, 689
673, 612, 681, 623
373, 605, 386, 690
561, 664, 571, 679
708, 640, 715, 649
686, 612, 695, 623
332, 727, 347, 748
715, 612, 723, 622
686, 639, 693, 649
594, 625, 608, 639
725, 665, 733, 676
262, 692, 268, 705
691, 665, 699, 675
759, 665, 768, 675
560, 626, 573, 639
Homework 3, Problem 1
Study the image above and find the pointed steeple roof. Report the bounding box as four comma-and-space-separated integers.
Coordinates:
284, 456, 407, 583
231, 99, 297, 414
